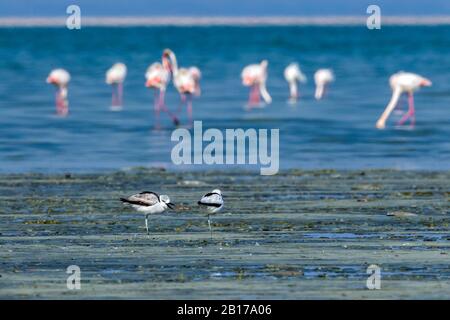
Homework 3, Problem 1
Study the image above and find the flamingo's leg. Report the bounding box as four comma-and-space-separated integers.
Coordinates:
397, 110, 411, 126
118, 82, 123, 106
158, 90, 180, 126
247, 87, 253, 106
55, 91, 61, 114
176, 94, 186, 114
111, 83, 120, 107
249, 84, 260, 106
394, 93, 406, 114
397, 92, 415, 126
154, 90, 161, 129
187, 94, 193, 125
111, 85, 115, 106
251, 87, 256, 105
409, 92, 416, 127
56, 90, 68, 116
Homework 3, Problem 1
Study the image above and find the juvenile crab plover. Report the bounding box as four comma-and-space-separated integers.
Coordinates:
198, 189, 224, 239
120, 191, 175, 235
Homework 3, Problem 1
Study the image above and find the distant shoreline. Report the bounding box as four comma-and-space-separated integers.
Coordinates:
2, 16, 450, 27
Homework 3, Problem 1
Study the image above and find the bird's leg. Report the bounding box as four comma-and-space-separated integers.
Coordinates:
397, 92, 415, 126
56, 89, 68, 116
118, 82, 123, 107
248, 86, 254, 106
187, 94, 193, 125
159, 90, 180, 126
207, 214, 213, 240
111, 84, 115, 106
55, 91, 61, 114
176, 94, 186, 114
145, 215, 149, 235
394, 93, 405, 114
409, 92, 416, 127
249, 84, 260, 106
153, 90, 161, 130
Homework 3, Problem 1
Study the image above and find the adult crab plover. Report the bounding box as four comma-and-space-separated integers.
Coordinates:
198, 189, 224, 239
120, 191, 175, 234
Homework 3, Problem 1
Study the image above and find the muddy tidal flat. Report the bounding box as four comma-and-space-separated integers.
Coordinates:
0, 169, 449, 299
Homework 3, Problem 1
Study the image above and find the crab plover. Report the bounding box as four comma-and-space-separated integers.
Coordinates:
198, 189, 224, 239
120, 191, 175, 234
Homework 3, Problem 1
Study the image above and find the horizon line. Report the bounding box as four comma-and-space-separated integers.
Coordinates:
2, 15, 450, 27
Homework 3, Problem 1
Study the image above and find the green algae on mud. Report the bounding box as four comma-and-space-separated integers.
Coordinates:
0, 169, 449, 299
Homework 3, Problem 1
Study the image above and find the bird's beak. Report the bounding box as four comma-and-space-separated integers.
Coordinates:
167, 202, 175, 210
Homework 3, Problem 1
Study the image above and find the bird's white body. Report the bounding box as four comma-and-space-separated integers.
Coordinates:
174, 68, 198, 95
314, 68, 334, 100
46, 68, 71, 116
198, 189, 224, 239
241, 60, 272, 105
47, 68, 71, 87
188, 66, 202, 96
106, 63, 127, 84
284, 63, 307, 101
132, 201, 168, 214
106, 63, 127, 109
199, 189, 224, 214
376, 72, 432, 129
242, 63, 267, 85
120, 192, 174, 234
145, 62, 170, 90
389, 72, 430, 93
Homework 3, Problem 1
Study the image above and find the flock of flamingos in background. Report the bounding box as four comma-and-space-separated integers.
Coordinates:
45, 48, 432, 130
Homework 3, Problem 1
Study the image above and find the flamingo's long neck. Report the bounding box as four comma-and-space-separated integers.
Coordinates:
376, 87, 402, 129
168, 52, 179, 77
259, 80, 272, 104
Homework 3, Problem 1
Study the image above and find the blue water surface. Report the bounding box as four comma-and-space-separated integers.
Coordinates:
0, 26, 449, 173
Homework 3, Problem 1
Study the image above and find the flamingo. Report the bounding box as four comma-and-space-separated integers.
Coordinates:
106, 62, 127, 110
46, 68, 70, 116
188, 66, 202, 97
314, 69, 334, 100
145, 61, 179, 128
162, 49, 201, 125
241, 60, 272, 107
284, 63, 307, 102
376, 72, 432, 129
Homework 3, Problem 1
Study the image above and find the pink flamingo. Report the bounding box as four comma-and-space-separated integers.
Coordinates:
241, 60, 272, 108
163, 49, 201, 125
376, 72, 432, 129
46, 68, 70, 117
314, 69, 334, 100
106, 62, 127, 110
145, 60, 179, 128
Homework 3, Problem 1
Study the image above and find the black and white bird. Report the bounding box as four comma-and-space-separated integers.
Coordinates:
197, 189, 224, 239
120, 191, 175, 234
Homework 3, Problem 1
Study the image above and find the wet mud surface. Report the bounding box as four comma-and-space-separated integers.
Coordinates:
0, 169, 449, 299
